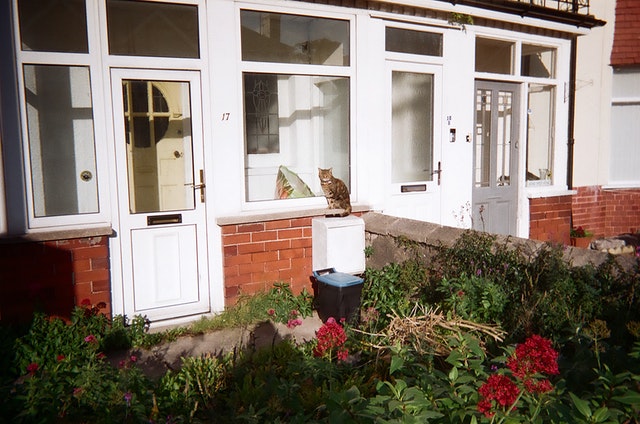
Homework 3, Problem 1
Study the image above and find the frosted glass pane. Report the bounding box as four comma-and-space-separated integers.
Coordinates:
496, 91, 512, 186
24, 65, 98, 216
241, 10, 349, 66
610, 104, 640, 182
391, 71, 433, 183
526, 84, 555, 184
475, 89, 491, 187
107, 0, 199, 58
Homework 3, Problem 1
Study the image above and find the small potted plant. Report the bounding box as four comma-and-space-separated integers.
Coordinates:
570, 226, 593, 248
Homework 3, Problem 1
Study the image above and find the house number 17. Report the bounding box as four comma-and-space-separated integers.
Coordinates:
221, 112, 230, 121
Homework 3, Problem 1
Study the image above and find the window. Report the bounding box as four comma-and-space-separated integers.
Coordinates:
392, 71, 434, 183
526, 84, 555, 186
241, 10, 349, 66
241, 11, 351, 203
107, 0, 199, 58
521, 44, 556, 78
386, 27, 442, 57
610, 69, 640, 184
23, 65, 99, 216
18, 0, 88, 53
475, 37, 514, 75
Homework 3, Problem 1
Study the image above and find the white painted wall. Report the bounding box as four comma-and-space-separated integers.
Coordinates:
573, 0, 615, 187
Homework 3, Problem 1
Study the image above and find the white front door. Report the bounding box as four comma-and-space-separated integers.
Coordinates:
384, 61, 443, 223
111, 69, 210, 322
472, 80, 520, 236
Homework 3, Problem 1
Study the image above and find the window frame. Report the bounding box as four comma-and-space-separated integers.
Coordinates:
474, 32, 565, 192
12, 0, 112, 230
237, 4, 356, 210
609, 68, 640, 187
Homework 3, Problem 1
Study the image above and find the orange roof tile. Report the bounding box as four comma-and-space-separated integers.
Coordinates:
611, 0, 640, 66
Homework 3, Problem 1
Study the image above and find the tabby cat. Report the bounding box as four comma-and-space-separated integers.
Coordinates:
318, 167, 351, 217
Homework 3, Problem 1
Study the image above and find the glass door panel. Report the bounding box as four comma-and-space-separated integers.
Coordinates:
391, 71, 434, 183
122, 80, 195, 213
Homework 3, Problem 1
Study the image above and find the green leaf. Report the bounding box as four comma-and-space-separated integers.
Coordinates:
570, 392, 592, 418
611, 391, 640, 406
390, 355, 404, 375
591, 406, 610, 423
449, 366, 459, 382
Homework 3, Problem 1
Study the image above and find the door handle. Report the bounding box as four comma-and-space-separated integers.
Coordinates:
185, 169, 206, 203
432, 161, 442, 186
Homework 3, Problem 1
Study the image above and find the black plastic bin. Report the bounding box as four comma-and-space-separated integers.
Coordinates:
313, 268, 364, 324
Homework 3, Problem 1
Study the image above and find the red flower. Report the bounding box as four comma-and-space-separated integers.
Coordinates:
507, 335, 559, 379
267, 308, 275, 316
57, 354, 65, 362
524, 379, 553, 394
477, 399, 495, 418
26, 362, 39, 375
313, 317, 347, 358
84, 334, 97, 343
80, 298, 92, 307
478, 374, 520, 408
336, 348, 349, 362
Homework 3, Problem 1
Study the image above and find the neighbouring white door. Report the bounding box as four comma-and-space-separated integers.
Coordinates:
384, 61, 443, 223
111, 69, 210, 322
472, 80, 520, 236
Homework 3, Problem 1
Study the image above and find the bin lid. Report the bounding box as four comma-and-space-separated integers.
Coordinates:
313, 269, 363, 287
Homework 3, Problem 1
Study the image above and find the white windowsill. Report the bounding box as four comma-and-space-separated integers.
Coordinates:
216, 205, 371, 226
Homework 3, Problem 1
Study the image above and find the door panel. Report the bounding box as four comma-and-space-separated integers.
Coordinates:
131, 225, 199, 310
111, 69, 210, 322
385, 61, 442, 223
472, 81, 520, 236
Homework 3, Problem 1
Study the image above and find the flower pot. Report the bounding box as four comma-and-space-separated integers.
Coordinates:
571, 237, 593, 249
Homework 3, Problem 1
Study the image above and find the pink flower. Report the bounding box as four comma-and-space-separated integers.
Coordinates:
96, 352, 106, 360
286, 318, 303, 329
290, 309, 299, 317
84, 334, 97, 343
129, 355, 137, 362
267, 308, 275, 316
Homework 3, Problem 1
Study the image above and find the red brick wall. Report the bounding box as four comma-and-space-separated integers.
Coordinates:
528, 195, 572, 245
221, 217, 315, 306
0, 236, 110, 323
572, 186, 640, 237
529, 187, 640, 244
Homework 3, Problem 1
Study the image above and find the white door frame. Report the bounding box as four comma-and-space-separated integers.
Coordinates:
109, 68, 211, 323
